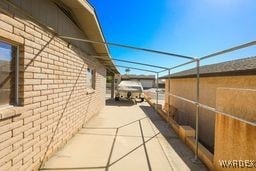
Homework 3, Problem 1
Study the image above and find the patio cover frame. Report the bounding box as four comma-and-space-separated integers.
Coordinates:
60, 35, 256, 162
7, 0, 255, 166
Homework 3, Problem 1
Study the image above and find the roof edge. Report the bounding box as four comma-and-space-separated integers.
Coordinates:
160, 56, 256, 79
60, 0, 119, 74
161, 69, 256, 79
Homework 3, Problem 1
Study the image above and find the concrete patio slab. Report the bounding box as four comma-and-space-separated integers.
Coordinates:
117, 120, 142, 137
140, 118, 158, 141
109, 136, 145, 165
42, 133, 114, 168
109, 146, 148, 171
79, 128, 117, 136
41, 99, 208, 171
146, 138, 177, 171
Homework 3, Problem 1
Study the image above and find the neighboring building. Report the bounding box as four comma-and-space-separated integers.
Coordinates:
0, 0, 118, 170
121, 74, 155, 89
158, 79, 165, 88
161, 56, 256, 152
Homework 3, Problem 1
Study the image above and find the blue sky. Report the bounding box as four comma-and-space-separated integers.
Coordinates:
0, 42, 12, 61
89, 0, 256, 76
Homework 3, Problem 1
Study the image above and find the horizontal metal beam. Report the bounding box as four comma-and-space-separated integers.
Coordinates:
60, 36, 195, 60
116, 65, 158, 73
157, 59, 196, 75
169, 59, 196, 70
200, 41, 256, 60
89, 56, 168, 70
158, 68, 169, 73
112, 58, 169, 70
168, 93, 256, 127
168, 93, 197, 105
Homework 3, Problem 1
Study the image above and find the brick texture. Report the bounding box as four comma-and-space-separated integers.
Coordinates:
0, 4, 106, 170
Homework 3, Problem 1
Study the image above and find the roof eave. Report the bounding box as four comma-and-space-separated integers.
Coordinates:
161, 69, 256, 79
60, 0, 119, 74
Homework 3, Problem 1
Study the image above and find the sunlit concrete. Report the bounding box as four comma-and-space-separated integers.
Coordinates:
41, 99, 207, 171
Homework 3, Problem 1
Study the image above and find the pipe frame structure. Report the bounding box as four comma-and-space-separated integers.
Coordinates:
115, 65, 158, 73
93, 55, 169, 113
60, 36, 195, 60
91, 56, 169, 112
112, 58, 169, 70
195, 59, 200, 161
7, 0, 255, 166
163, 41, 256, 161
90, 55, 169, 71
156, 73, 159, 110
60, 35, 256, 163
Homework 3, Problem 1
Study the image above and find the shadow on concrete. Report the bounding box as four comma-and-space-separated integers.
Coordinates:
41, 101, 207, 171
139, 105, 208, 171
41, 116, 155, 171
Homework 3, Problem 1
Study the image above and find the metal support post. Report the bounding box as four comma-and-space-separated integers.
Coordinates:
156, 73, 159, 110
193, 59, 200, 162
167, 69, 171, 121
111, 74, 115, 98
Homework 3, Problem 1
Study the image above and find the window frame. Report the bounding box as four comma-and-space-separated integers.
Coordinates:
0, 39, 19, 108
87, 67, 96, 90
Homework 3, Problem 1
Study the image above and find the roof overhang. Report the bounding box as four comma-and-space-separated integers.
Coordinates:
60, 0, 119, 74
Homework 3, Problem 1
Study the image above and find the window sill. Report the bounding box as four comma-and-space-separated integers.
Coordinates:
0, 105, 30, 121
86, 89, 96, 95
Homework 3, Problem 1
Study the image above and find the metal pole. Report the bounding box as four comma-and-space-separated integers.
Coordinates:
169, 59, 196, 70
167, 69, 171, 121
60, 36, 195, 60
112, 58, 168, 70
194, 59, 200, 161
158, 68, 169, 73
200, 41, 256, 60
111, 74, 115, 99
115, 65, 157, 73
156, 73, 159, 110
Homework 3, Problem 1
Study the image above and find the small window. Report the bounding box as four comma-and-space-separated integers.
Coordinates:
0, 40, 18, 107
87, 67, 95, 89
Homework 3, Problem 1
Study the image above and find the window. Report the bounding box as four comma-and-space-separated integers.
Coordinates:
87, 67, 95, 89
0, 40, 18, 107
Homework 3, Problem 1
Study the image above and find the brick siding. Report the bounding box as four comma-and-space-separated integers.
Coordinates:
0, 3, 106, 170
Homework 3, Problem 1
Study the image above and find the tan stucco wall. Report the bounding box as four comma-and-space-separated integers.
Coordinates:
214, 88, 256, 171
165, 75, 256, 152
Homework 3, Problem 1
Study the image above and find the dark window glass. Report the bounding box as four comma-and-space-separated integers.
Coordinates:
87, 68, 95, 89
0, 41, 16, 106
